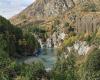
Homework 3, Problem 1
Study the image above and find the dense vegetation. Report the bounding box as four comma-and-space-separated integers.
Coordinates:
0, 16, 45, 80
0, 16, 40, 58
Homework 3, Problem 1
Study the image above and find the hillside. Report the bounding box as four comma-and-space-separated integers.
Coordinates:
9, 0, 100, 49
0, 16, 40, 58
10, 0, 75, 25
10, 0, 100, 34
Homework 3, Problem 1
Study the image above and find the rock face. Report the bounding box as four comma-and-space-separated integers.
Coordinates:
44, 0, 74, 17
10, 0, 75, 25
65, 41, 96, 55
46, 32, 66, 48
76, 12, 100, 33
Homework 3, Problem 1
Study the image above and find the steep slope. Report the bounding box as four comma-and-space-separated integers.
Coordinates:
10, 0, 76, 25
10, 0, 100, 34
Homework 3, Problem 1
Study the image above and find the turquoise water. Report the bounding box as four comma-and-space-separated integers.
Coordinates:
20, 48, 58, 69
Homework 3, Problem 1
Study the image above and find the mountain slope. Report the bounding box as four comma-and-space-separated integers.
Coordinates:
10, 0, 100, 34
10, 0, 77, 25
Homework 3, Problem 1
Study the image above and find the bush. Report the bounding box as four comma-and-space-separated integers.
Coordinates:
19, 62, 47, 80
82, 2, 97, 12
63, 36, 78, 47
64, 22, 69, 27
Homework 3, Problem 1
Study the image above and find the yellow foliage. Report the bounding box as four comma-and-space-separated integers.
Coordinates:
63, 36, 78, 47
15, 76, 27, 80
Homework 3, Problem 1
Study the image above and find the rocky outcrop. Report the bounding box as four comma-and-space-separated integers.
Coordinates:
64, 41, 96, 55
46, 31, 66, 48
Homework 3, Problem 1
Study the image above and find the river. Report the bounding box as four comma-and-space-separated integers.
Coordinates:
18, 48, 58, 71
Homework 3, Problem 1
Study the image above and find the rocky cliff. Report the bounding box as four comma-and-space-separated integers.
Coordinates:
76, 12, 100, 33
10, 0, 75, 25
